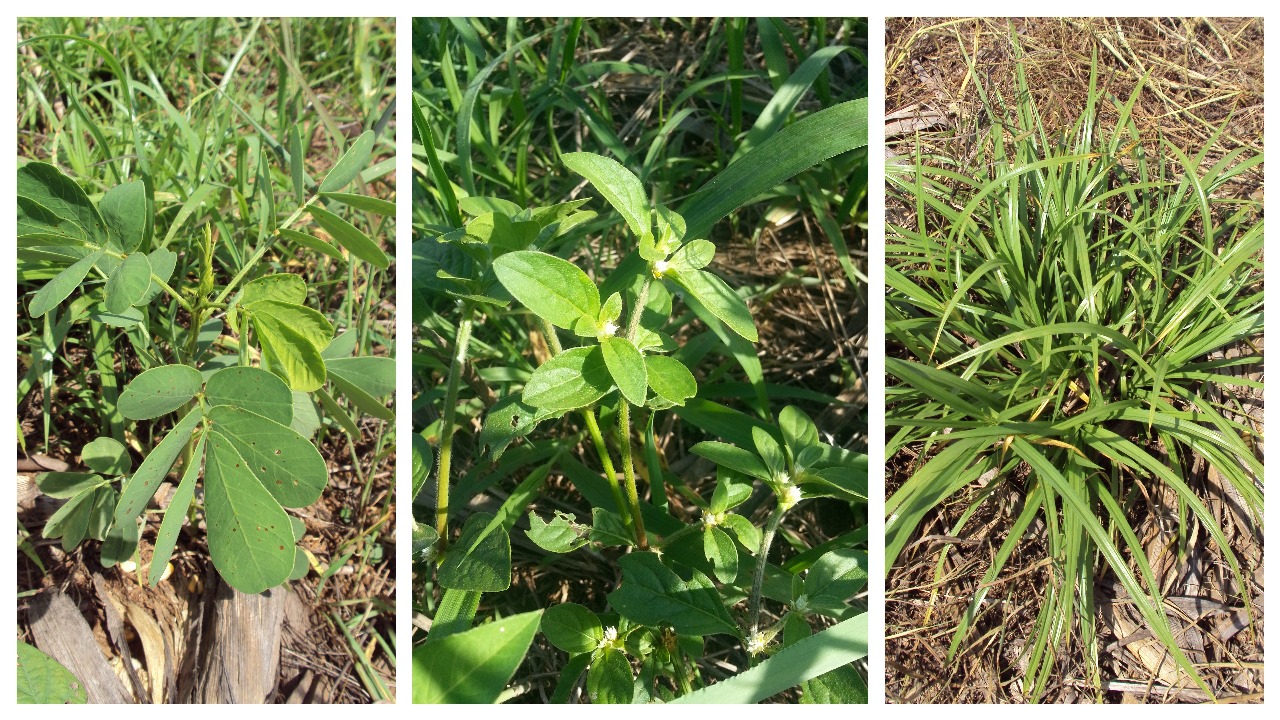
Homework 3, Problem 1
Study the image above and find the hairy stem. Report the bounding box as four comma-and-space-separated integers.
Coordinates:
617, 400, 648, 550
747, 504, 785, 638
582, 409, 630, 532
435, 304, 475, 552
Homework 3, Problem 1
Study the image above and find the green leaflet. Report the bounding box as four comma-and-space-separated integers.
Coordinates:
318, 129, 375, 193
98, 180, 146, 253
600, 336, 647, 405
113, 408, 203, 525
493, 250, 601, 330
246, 299, 334, 392
308, 205, 390, 268
28, 250, 103, 317
118, 364, 204, 420
670, 268, 758, 342
103, 251, 152, 313
540, 602, 603, 654
671, 614, 868, 703
18, 195, 87, 245
149, 434, 202, 586
804, 547, 868, 608
17, 161, 108, 244
703, 525, 739, 583
81, 436, 131, 475
644, 354, 697, 406
413, 610, 542, 703
522, 346, 613, 411
690, 440, 771, 481
203, 430, 297, 594
562, 152, 651, 242
204, 366, 293, 425
17, 642, 86, 704
207, 405, 327, 508
606, 551, 738, 637
586, 647, 634, 704
752, 426, 788, 478
437, 512, 511, 592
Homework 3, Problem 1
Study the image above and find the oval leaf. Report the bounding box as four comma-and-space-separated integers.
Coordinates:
119, 364, 204, 420
541, 602, 604, 655
29, 251, 103, 317
644, 355, 696, 406
562, 152, 650, 241
205, 366, 294, 425
493, 250, 601, 330
208, 405, 327, 508
523, 346, 613, 411
98, 180, 147, 253
600, 336, 647, 406
104, 252, 152, 313
82, 437, 131, 475
605, 551, 738, 637
671, 268, 758, 342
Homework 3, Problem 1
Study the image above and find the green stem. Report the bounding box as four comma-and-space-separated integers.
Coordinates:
658, 521, 701, 550
617, 400, 648, 550
582, 409, 630, 532
747, 504, 785, 639
435, 305, 475, 552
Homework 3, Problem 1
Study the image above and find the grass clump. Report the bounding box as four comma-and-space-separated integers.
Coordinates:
885, 33, 1262, 702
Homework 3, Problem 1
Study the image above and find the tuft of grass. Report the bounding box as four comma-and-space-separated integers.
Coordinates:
885, 35, 1262, 702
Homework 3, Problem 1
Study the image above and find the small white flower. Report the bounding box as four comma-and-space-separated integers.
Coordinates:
701, 511, 722, 529
652, 260, 670, 277
775, 472, 791, 485
792, 594, 810, 613
780, 484, 802, 510
600, 320, 619, 337
597, 625, 618, 651
746, 631, 768, 655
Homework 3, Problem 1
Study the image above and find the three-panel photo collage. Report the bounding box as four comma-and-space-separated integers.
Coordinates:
7, 15, 1265, 706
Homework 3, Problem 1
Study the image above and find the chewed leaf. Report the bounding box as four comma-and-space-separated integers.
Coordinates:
82, 436, 131, 475
119, 364, 204, 420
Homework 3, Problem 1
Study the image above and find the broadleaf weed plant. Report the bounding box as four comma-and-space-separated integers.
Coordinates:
885, 39, 1263, 701
17, 20, 396, 598
412, 18, 869, 704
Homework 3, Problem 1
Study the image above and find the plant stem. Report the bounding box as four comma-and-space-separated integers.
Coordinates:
540, 316, 632, 536
747, 504, 785, 639
213, 199, 315, 305
435, 304, 474, 552
616, 400, 648, 550
582, 408, 630, 533
613, 274, 655, 549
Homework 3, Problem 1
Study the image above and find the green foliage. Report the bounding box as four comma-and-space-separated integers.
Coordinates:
412, 610, 543, 703
17, 642, 86, 704
18, 19, 394, 597
413, 17, 867, 704
885, 40, 1262, 700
